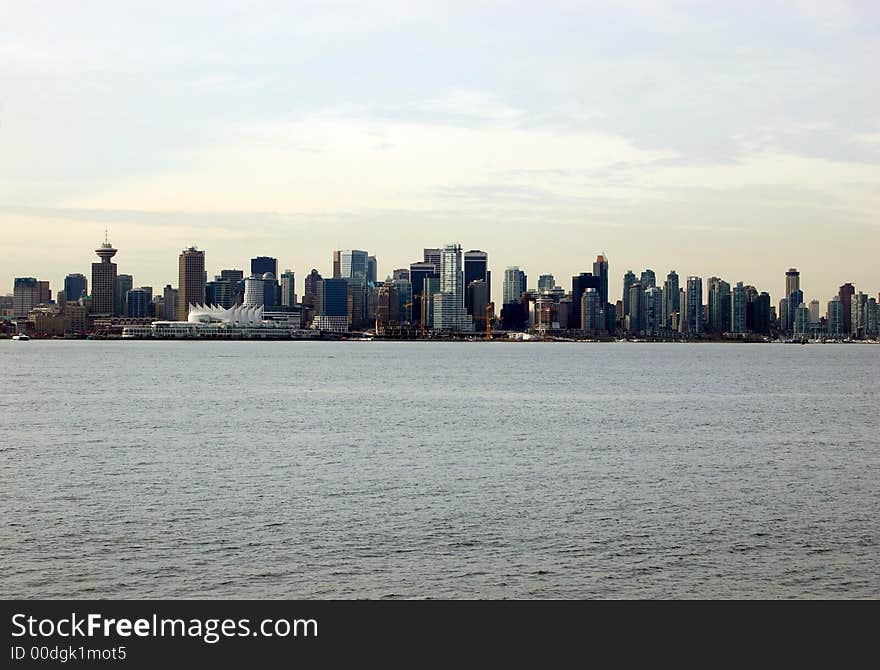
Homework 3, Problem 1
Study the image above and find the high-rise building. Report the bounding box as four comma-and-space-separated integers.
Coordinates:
468, 280, 490, 333
627, 281, 642, 334
593, 255, 609, 305
90, 235, 117, 316
793, 303, 810, 337
838, 283, 855, 334
393, 278, 412, 324
808, 299, 820, 324
304, 269, 323, 313
243, 274, 266, 307
422, 277, 440, 329
463, 250, 489, 313
313, 277, 349, 332
220, 269, 245, 305
785, 268, 800, 301
643, 286, 663, 336
434, 243, 472, 332
640, 269, 656, 290
409, 261, 439, 328
423, 248, 441, 270
163, 285, 178, 323
338, 250, 369, 284
367, 255, 377, 285
503, 267, 526, 306
13, 277, 39, 317
731, 282, 747, 334
581, 287, 602, 336
663, 271, 680, 330
707, 277, 731, 334
206, 277, 233, 308
177, 247, 205, 321
125, 288, 151, 317
571, 273, 601, 331
332, 251, 341, 278
866, 298, 879, 338
392, 268, 410, 281
683, 276, 703, 335
64, 274, 88, 304
827, 296, 843, 337
622, 270, 636, 322
114, 274, 133, 317
851, 292, 869, 338
281, 270, 296, 307
251, 256, 277, 278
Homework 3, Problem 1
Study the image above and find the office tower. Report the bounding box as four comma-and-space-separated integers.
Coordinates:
348, 282, 367, 330
338, 250, 369, 284
827, 296, 843, 337
393, 278, 412, 324
779, 297, 789, 333
409, 261, 439, 328
464, 250, 489, 313
251, 256, 277, 278
785, 268, 800, 301
177, 247, 205, 321
220, 269, 245, 304
640, 269, 656, 290
581, 287, 600, 335
332, 251, 341, 278
206, 278, 233, 308
114, 274, 133, 317
392, 268, 410, 281
304, 269, 323, 311
571, 272, 601, 331
866, 298, 879, 337
468, 280, 490, 333
663, 271, 680, 330
13, 278, 39, 317
422, 277, 440, 329
64, 274, 88, 304
627, 281, 642, 334
851, 292, 869, 338
220, 269, 244, 282
538, 274, 555, 292
243, 274, 266, 307
163, 286, 178, 322
375, 280, 399, 333
260, 272, 279, 308
593, 255, 609, 305
367, 255, 377, 285
433, 243, 472, 332
622, 271, 636, 321
731, 282, 747, 334
786, 289, 803, 333
503, 267, 526, 306
643, 286, 663, 336
125, 288, 150, 317
707, 277, 731, 334
281, 270, 296, 307
808, 299, 820, 324
423, 248, 441, 270
313, 278, 349, 332
838, 283, 855, 334
683, 276, 703, 335
91, 234, 118, 316
793, 304, 810, 337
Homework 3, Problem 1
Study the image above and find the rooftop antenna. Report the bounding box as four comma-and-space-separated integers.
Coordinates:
104, 227, 110, 244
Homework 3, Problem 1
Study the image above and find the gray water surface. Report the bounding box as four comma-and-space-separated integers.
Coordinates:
1, 341, 878, 598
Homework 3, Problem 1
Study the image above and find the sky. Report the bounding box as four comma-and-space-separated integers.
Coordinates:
1, 0, 878, 306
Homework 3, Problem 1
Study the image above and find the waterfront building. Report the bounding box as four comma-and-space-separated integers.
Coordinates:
707, 277, 731, 334
177, 247, 205, 321
126, 288, 151, 317
409, 261, 439, 329
468, 280, 490, 333
503, 266, 526, 307
838, 283, 855, 334
251, 256, 277, 278
367, 255, 377, 285
627, 281, 642, 335
793, 303, 811, 337
64, 274, 87, 305
422, 276, 440, 329
571, 272, 601, 330
163, 286, 178, 325
90, 235, 118, 316
312, 277, 349, 332
220, 269, 245, 304
114, 274, 133, 317
732, 282, 747, 334
338, 250, 369, 284
205, 278, 234, 308
393, 278, 412, 324
433, 243, 473, 332
827, 296, 843, 337
375, 280, 399, 334
593, 255, 609, 305
13, 277, 39, 317
643, 286, 663, 336
682, 276, 703, 335
281, 270, 296, 307
622, 270, 636, 324
581, 287, 601, 336
808, 299, 820, 324
464, 250, 489, 314
663, 271, 680, 330
243, 274, 266, 307
867, 298, 879, 337
851, 292, 869, 338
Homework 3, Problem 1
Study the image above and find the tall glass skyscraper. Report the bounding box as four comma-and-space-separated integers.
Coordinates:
463, 250, 489, 313
683, 276, 703, 335
434, 243, 472, 332
503, 267, 526, 306
64, 274, 88, 304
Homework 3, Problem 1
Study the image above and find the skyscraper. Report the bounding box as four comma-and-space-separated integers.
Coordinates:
622, 270, 636, 322
463, 250, 489, 313
177, 247, 205, 321
409, 261, 439, 329
423, 248, 441, 270
593, 255, 609, 305
663, 271, 680, 330
640, 269, 656, 290
683, 276, 703, 335
114, 274, 133, 317
827, 296, 843, 337
434, 243, 472, 332
251, 256, 277, 277
627, 281, 642, 334
785, 268, 800, 301
90, 234, 117, 316
572, 272, 601, 331
367, 255, 377, 285
838, 283, 855, 334
64, 274, 88, 304
281, 270, 296, 307
313, 278, 349, 332
13, 277, 39, 317
707, 277, 731, 334
125, 288, 150, 317
503, 267, 526, 306
732, 282, 747, 334
468, 280, 490, 333
163, 285, 178, 322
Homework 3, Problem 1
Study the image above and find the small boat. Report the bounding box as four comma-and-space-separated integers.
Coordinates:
12, 333, 30, 341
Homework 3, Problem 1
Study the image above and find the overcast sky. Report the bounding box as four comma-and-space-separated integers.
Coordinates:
2, 0, 878, 304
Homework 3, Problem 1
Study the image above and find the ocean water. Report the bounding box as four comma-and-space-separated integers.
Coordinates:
1, 341, 878, 599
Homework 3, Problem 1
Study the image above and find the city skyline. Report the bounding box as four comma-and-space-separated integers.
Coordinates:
2, 2, 878, 303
